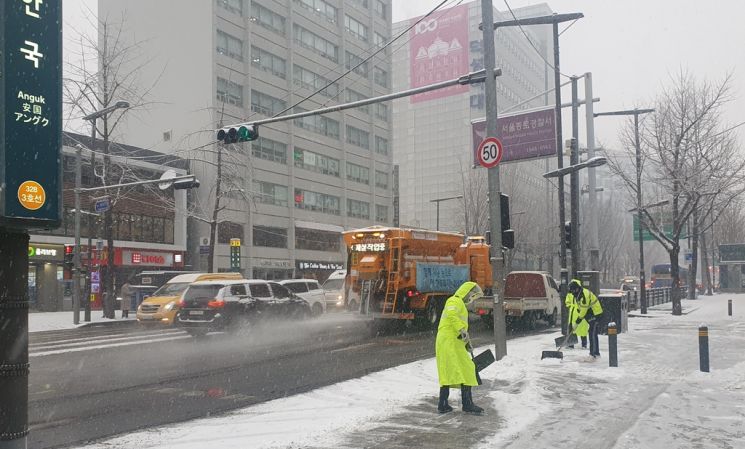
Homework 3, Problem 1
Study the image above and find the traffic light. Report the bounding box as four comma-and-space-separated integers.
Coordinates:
64, 244, 74, 268
564, 221, 572, 248
216, 124, 259, 144
500, 193, 515, 249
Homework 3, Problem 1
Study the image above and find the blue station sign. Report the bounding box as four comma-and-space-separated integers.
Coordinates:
0, 0, 62, 228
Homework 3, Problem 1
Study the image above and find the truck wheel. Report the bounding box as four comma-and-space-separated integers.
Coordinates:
548, 307, 558, 327
426, 299, 443, 329
525, 311, 538, 330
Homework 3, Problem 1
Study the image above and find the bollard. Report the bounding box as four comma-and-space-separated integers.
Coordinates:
728, 299, 732, 316
699, 325, 709, 372
608, 322, 618, 367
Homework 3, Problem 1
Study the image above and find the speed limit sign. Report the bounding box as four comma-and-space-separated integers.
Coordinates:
477, 137, 503, 169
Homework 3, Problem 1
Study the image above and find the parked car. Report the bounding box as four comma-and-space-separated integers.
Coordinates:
322, 269, 359, 311
177, 279, 311, 337
136, 272, 243, 325
279, 279, 326, 316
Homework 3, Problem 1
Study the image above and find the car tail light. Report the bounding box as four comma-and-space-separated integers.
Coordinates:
178, 298, 186, 308
207, 299, 225, 308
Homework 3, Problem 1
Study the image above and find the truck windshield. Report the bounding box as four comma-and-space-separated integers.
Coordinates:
151, 282, 190, 297
323, 279, 343, 290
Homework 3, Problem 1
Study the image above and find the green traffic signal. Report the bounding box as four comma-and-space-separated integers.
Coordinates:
216, 124, 259, 143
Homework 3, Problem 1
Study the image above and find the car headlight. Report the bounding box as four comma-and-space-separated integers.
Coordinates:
337, 294, 342, 301
164, 301, 177, 311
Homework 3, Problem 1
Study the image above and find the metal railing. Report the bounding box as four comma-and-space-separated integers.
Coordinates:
631, 286, 689, 309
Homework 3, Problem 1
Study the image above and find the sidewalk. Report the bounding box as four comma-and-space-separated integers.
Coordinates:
78, 294, 745, 449
29, 311, 135, 333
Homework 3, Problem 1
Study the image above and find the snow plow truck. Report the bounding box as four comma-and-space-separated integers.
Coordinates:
342, 226, 493, 328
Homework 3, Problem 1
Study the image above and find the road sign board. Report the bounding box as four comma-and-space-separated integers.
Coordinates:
477, 137, 503, 169
685, 251, 693, 262
1, 1, 63, 227
94, 197, 110, 213
199, 245, 210, 255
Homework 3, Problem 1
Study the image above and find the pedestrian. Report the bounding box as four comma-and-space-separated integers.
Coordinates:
119, 279, 132, 319
435, 281, 484, 415
568, 279, 603, 359
565, 282, 588, 349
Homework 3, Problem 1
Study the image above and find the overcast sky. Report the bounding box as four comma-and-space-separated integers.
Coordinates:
64, 0, 744, 147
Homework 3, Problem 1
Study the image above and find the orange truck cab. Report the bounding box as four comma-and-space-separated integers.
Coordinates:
136, 272, 243, 325
342, 226, 492, 327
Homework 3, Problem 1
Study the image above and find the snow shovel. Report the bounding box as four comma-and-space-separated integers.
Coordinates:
467, 343, 495, 385
541, 320, 588, 360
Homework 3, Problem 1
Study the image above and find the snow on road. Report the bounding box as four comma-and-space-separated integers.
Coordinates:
77, 294, 745, 449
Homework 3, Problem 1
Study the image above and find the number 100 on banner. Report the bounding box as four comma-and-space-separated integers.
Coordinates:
477, 137, 503, 169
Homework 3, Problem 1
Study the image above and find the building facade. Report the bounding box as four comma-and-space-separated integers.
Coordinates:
29, 132, 189, 311
99, 0, 393, 281
392, 1, 558, 271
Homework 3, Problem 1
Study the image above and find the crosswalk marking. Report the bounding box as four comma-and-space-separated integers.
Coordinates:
29, 330, 190, 358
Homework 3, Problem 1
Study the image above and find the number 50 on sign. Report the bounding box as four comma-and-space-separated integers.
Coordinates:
477, 137, 503, 169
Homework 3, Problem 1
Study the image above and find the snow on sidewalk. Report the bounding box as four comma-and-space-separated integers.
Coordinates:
77, 294, 745, 449
29, 311, 135, 333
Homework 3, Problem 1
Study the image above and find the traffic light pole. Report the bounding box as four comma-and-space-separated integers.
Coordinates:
570, 76, 581, 278
480, 0, 507, 361
73, 144, 82, 325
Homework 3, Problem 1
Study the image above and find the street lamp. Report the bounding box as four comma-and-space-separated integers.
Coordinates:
430, 195, 464, 231
543, 156, 607, 178
73, 101, 131, 324
595, 108, 654, 314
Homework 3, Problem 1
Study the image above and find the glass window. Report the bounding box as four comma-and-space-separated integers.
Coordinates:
347, 199, 370, 219
249, 283, 272, 298
251, 2, 286, 35
374, 32, 386, 48
251, 90, 287, 116
217, 30, 244, 61
295, 0, 336, 23
229, 284, 247, 296
284, 281, 308, 293
218, 221, 244, 244
348, 0, 368, 9
374, 0, 386, 19
344, 15, 368, 42
346, 125, 370, 149
252, 138, 287, 164
251, 46, 286, 79
295, 228, 341, 251
345, 89, 369, 114
217, 0, 243, 15
375, 135, 389, 155
293, 147, 340, 177
252, 180, 288, 207
345, 51, 368, 77
253, 225, 288, 248
293, 24, 338, 62
375, 103, 388, 121
294, 188, 340, 215
269, 282, 292, 299
294, 107, 340, 139
375, 170, 388, 189
293, 65, 339, 98
347, 162, 370, 185
216, 77, 243, 106
373, 66, 388, 88
376, 204, 388, 222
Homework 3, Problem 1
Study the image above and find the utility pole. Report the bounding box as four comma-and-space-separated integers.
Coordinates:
594, 108, 655, 313
584, 73, 600, 271
570, 76, 581, 278
430, 195, 463, 232
73, 145, 83, 325
480, 0, 507, 361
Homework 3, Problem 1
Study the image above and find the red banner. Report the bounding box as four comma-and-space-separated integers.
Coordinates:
409, 4, 469, 103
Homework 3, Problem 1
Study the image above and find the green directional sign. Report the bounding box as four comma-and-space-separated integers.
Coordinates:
229, 238, 241, 272
0, 0, 62, 228
633, 215, 672, 241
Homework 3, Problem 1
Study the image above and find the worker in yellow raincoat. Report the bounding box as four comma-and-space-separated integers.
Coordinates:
565, 279, 589, 349
435, 281, 484, 414
568, 279, 603, 359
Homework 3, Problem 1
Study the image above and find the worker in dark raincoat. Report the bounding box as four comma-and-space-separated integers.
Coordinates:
435, 281, 484, 414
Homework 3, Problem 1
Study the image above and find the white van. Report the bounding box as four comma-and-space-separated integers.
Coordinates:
322, 270, 348, 310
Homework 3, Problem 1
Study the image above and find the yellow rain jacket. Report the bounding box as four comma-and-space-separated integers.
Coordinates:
435, 282, 478, 388
565, 279, 590, 337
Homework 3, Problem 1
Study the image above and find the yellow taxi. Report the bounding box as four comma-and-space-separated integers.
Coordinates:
136, 272, 243, 325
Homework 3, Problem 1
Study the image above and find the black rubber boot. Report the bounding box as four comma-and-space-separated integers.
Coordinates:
461, 386, 483, 415
438, 387, 453, 413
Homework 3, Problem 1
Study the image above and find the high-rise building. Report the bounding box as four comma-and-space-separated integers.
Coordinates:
99, 0, 393, 280
392, 1, 558, 271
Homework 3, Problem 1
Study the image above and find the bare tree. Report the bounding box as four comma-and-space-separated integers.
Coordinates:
608, 71, 742, 315
64, 15, 163, 318
456, 156, 489, 236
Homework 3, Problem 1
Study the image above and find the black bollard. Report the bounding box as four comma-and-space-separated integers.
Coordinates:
728, 299, 732, 316
608, 322, 618, 367
699, 325, 709, 373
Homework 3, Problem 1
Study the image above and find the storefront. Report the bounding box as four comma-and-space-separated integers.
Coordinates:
295, 260, 344, 282
252, 258, 293, 281
28, 243, 67, 311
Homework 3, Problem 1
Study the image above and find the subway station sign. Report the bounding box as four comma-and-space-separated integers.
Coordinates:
0, 1, 62, 228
